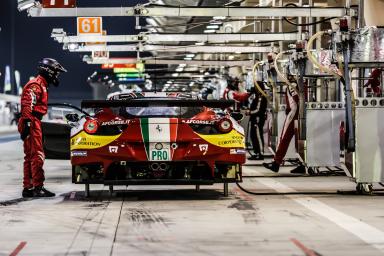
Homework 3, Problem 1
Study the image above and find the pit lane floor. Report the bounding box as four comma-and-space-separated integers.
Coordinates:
1, 137, 384, 255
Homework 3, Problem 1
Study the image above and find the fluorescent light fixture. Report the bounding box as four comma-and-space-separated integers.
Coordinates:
204, 29, 216, 33
185, 54, 195, 58
235, 51, 242, 54
213, 16, 226, 20
195, 42, 205, 46
167, 80, 172, 84
179, 63, 187, 67
175, 67, 184, 72
17, 0, 37, 11
184, 57, 192, 61
206, 25, 219, 29
172, 73, 179, 77
228, 55, 235, 60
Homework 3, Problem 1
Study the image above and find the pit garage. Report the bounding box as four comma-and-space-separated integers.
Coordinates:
0, 0, 384, 255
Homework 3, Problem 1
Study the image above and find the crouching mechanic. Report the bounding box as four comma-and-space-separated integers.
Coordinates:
18, 58, 67, 198
263, 76, 304, 174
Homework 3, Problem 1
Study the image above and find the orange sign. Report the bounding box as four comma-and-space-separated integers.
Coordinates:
42, 0, 76, 8
101, 64, 137, 69
77, 17, 103, 36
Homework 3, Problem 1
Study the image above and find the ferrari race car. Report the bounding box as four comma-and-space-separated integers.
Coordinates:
65, 92, 246, 196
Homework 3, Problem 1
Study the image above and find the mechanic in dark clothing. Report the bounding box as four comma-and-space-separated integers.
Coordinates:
247, 84, 268, 160
18, 58, 67, 198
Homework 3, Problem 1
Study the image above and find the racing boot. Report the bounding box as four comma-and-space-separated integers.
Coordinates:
263, 161, 280, 173
22, 187, 34, 198
33, 186, 56, 197
248, 154, 264, 161
290, 164, 306, 174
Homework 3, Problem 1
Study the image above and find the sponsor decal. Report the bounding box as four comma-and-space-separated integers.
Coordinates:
71, 151, 88, 157
101, 120, 130, 126
230, 149, 247, 155
156, 124, 162, 133
196, 130, 245, 148
71, 137, 101, 147
70, 131, 122, 150
109, 146, 119, 153
199, 144, 209, 155
182, 119, 215, 125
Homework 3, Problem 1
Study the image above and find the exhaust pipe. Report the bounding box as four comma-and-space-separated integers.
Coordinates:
150, 163, 160, 171
159, 163, 169, 171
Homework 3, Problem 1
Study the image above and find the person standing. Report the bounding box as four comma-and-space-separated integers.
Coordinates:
18, 58, 67, 198
263, 77, 302, 173
247, 84, 268, 160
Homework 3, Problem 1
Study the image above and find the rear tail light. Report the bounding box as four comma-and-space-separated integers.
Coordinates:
84, 119, 99, 134
217, 118, 232, 133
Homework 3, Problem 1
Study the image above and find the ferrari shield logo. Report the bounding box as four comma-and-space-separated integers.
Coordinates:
199, 144, 209, 155
109, 146, 118, 153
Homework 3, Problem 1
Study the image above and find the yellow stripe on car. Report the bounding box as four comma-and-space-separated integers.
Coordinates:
70, 131, 122, 150
196, 130, 245, 148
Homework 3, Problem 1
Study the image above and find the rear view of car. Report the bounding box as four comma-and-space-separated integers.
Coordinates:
68, 94, 246, 196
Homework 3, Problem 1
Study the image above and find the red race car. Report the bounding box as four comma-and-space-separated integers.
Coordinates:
66, 92, 246, 196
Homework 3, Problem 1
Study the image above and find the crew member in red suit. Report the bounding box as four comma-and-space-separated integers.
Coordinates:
364, 68, 382, 97
18, 58, 67, 198
263, 75, 304, 173
222, 77, 250, 111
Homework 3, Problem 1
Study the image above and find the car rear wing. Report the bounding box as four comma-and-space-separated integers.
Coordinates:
81, 99, 235, 109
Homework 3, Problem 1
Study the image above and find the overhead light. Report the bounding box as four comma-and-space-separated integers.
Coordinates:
235, 51, 242, 54
186, 54, 195, 58
206, 25, 219, 29
175, 67, 184, 72
172, 73, 179, 77
17, 0, 37, 11
213, 16, 226, 20
184, 57, 192, 61
167, 80, 172, 84
179, 63, 187, 67
204, 29, 216, 33
228, 55, 235, 60
195, 42, 205, 46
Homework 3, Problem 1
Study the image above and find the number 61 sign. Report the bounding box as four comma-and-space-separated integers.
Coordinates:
77, 17, 103, 35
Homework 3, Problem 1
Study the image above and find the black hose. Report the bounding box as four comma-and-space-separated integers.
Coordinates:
282, 2, 336, 27
283, 16, 337, 27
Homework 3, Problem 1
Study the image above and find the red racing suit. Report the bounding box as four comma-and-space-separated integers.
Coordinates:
222, 88, 250, 111
364, 69, 382, 97
274, 84, 299, 165
18, 75, 48, 188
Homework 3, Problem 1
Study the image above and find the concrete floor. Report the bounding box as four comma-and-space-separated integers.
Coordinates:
1, 136, 384, 255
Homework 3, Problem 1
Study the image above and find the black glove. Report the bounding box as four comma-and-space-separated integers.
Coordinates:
21, 119, 31, 141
